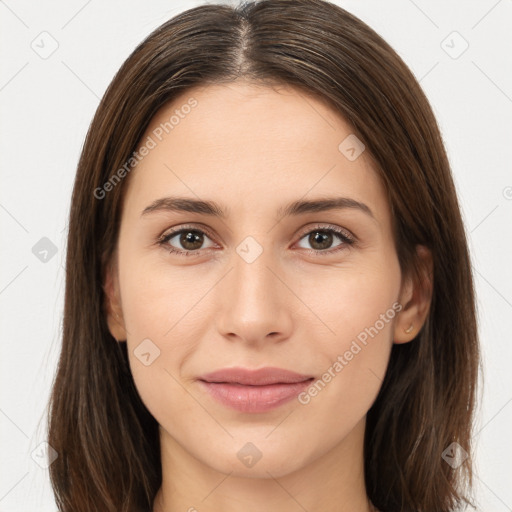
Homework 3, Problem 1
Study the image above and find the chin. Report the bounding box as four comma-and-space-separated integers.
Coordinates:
197, 437, 314, 479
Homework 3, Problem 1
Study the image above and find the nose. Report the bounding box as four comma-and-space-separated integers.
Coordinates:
215, 242, 293, 349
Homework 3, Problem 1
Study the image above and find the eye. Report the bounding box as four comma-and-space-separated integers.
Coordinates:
158, 225, 217, 256
295, 224, 355, 255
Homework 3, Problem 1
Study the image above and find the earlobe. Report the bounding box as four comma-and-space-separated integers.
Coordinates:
393, 244, 433, 344
103, 262, 127, 342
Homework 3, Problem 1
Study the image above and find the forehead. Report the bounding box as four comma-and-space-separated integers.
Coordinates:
143, 80, 355, 161
123, 80, 390, 226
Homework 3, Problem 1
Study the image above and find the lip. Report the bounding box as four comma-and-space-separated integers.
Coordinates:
199, 366, 313, 386
197, 367, 314, 413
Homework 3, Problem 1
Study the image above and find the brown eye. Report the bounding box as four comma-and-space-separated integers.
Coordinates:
159, 227, 216, 255
296, 225, 355, 254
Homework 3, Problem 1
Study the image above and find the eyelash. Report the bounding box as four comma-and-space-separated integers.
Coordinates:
157, 223, 356, 257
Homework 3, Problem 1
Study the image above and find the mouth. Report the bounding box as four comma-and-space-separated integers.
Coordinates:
197, 367, 315, 413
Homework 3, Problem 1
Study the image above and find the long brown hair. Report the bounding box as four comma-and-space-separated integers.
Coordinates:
47, 1, 480, 510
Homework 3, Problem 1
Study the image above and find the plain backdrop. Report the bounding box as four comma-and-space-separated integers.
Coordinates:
1, 0, 511, 510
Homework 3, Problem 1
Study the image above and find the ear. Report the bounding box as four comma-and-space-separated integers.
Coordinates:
102, 257, 127, 342
393, 244, 433, 344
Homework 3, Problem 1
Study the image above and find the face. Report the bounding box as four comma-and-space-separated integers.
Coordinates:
105, 80, 423, 479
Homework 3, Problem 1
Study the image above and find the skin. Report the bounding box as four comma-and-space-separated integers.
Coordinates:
104, 80, 432, 512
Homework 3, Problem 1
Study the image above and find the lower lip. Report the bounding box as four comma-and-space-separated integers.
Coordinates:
198, 379, 313, 413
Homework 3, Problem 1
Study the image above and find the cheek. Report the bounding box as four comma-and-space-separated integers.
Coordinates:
287, 265, 401, 470
294, 259, 401, 424
118, 255, 216, 414
294, 254, 401, 345
120, 249, 211, 340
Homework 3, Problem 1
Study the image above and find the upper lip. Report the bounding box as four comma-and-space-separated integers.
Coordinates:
199, 367, 314, 386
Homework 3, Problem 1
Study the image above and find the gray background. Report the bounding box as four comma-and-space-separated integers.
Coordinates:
1, 0, 511, 510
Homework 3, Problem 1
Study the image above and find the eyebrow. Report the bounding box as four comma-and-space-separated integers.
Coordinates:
141, 195, 376, 222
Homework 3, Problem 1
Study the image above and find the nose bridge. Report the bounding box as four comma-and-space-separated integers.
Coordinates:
216, 234, 291, 343
233, 235, 279, 316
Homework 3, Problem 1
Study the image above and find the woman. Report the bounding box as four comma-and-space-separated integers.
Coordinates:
47, 1, 479, 511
